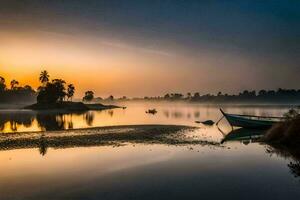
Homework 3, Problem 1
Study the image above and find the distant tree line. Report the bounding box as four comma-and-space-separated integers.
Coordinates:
84, 94, 116, 102
0, 76, 36, 103
135, 89, 300, 104
1, 70, 106, 105
2, 71, 300, 105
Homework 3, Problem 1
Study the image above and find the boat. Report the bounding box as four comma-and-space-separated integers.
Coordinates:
219, 109, 284, 129
146, 109, 157, 114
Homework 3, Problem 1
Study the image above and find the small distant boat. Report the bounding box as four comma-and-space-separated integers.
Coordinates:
220, 109, 284, 129
146, 109, 157, 114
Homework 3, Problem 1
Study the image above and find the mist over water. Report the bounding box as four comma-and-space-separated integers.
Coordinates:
0, 101, 289, 133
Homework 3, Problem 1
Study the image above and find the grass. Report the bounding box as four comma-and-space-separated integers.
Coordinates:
264, 115, 300, 146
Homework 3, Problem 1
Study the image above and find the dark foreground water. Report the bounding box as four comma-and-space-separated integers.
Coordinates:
0, 102, 299, 200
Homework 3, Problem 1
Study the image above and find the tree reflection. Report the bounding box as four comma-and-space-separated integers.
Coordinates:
38, 134, 48, 156
37, 113, 66, 131
194, 111, 200, 118
84, 112, 94, 126
10, 121, 17, 132
0, 111, 96, 132
0, 112, 34, 132
0, 124, 4, 131
107, 110, 114, 117
163, 110, 169, 118
172, 111, 183, 119
68, 121, 74, 129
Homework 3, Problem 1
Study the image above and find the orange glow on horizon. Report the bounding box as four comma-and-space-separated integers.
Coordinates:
1, 30, 292, 97
0, 31, 201, 97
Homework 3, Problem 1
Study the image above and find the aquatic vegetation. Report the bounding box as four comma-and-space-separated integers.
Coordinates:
264, 108, 300, 145
266, 143, 300, 181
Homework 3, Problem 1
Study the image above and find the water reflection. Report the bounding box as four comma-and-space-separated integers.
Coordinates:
266, 144, 300, 182
288, 162, 300, 179
0, 103, 299, 200
194, 111, 200, 118
221, 128, 300, 182
84, 111, 95, 126
163, 110, 169, 118
163, 110, 200, 120
0, 112, 34, 131
172, 111, 183, 118
37, 114, 65, 131
221, 128, 265, 143
107, 110, 114, 117
39, 135, 48, 156
0, 103, 290, 133
0, 111, 94, 132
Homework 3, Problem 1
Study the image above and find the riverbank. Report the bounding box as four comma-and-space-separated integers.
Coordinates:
264, 117, 300, 146
0, 125, 220, 151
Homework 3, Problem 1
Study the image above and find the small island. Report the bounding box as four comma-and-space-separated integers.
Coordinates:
23, 71, 120, 112
25, 102, 119, 111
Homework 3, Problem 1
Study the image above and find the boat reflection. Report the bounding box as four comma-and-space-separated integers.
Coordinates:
220, 128, 265, 144
221, 127, 300, 181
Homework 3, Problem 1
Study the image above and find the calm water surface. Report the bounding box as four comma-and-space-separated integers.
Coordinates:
0, 102, 290, 133
0, 102, 299, 200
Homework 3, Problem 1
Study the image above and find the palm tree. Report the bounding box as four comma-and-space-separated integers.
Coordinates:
39, 70, 49, 85
10, 80, 19, 90
67, 84, 75, 101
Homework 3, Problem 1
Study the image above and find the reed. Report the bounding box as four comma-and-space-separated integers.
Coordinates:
264, 109, 300, 145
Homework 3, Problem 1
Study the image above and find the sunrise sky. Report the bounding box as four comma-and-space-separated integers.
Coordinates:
0, 0, 299, 97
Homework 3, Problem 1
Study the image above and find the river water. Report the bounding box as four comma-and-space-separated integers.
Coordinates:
0, 102, 299, 200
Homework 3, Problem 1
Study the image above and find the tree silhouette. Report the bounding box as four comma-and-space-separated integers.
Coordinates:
52, 79, 66, 102
83, 91, 94, 102
39, 70, 49, 85
37, 79, 66, 104
164, 93, 170, 99
187, 92, 192, 99
108, 95, 114, 101
10, 80, 19, 90
0, 76, 6, 91
67, 84, 75, 101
